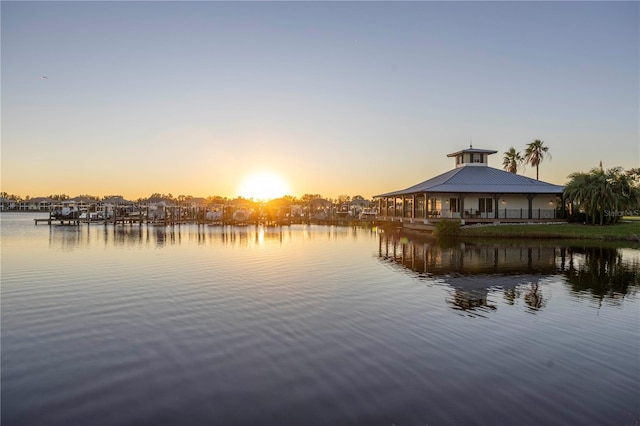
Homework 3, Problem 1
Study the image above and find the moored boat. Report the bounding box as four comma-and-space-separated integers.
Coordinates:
52, 206, 80, 220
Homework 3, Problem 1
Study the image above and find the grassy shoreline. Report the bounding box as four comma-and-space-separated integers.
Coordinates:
460, 219, 640, 242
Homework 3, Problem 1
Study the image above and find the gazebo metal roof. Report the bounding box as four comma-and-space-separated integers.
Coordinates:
375, 166, 564, 198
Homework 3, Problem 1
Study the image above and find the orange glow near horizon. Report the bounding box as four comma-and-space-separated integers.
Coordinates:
237, 171, 291, 201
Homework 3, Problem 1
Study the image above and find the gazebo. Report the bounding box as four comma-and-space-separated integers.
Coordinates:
374, 146, 565, 228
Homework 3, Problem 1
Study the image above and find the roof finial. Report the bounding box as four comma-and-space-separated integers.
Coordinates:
470, 140, 473, 149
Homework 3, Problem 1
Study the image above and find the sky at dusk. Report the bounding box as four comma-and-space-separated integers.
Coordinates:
2, 1, 638, 201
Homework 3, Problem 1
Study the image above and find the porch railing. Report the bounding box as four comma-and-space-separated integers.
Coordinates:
378, 208, 562, 220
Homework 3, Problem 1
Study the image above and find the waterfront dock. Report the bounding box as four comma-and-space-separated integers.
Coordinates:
34, 217, 81, 226
34, 206, 378, 228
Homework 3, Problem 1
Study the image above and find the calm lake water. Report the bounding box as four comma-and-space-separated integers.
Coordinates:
2, 212, 639, 425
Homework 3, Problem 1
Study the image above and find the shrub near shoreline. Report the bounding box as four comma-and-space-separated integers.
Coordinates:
434, 219, 462, 237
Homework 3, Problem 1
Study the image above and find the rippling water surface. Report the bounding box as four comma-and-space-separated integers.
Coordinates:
2, 213, 639, 425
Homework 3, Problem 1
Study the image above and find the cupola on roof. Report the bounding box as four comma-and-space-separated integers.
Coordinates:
446, 147, 498, 157
446, 145, 498, 168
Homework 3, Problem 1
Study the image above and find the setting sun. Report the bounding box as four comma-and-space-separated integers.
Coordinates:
238, 172, 290, 201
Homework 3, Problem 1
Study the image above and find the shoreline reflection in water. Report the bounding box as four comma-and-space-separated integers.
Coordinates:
378, 231, 639, 316
44, 223, 375, 250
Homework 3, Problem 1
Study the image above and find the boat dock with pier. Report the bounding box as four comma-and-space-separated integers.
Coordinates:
34, 205, 378, 227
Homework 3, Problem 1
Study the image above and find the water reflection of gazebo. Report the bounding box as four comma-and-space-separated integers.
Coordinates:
378, 234, 558, 276
378, 233, 556, 314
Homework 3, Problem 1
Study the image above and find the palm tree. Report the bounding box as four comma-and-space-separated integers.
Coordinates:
564, 166, 639, 225
524, 139, 551, 180
564, 170, 590, 220
502, 147, 523, 173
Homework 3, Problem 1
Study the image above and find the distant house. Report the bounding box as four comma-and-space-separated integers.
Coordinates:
144, 196, 174, 207
374, 147, 565, 227
100, 196, 136, 215
64, 196, 99, 211
350, 197, 371, 210
305, 198, 333, 220
183, 197, 208, 207
19, 197, 55, 211
102, 196, 134, 206
0, 197, 17, 211
307, 198, 332, 211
